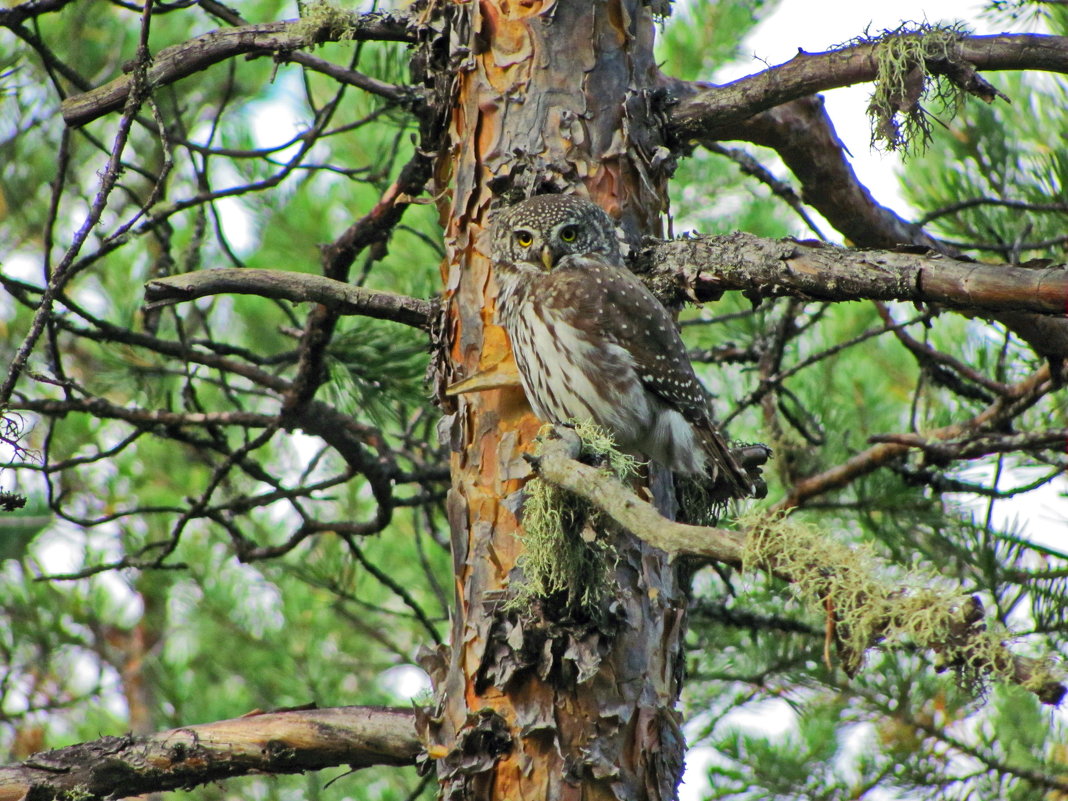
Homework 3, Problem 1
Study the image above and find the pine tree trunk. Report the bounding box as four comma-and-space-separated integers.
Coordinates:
424, 2, 689, 798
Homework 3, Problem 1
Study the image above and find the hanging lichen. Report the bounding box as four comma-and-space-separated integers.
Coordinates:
861, 22, 970, 153
509, 422, 638, 617
738, 508, 1061, 695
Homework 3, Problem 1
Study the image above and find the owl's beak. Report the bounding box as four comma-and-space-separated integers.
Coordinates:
539, 244, 554, 271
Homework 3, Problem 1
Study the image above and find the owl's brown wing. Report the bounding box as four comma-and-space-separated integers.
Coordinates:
544, 255, 753, 497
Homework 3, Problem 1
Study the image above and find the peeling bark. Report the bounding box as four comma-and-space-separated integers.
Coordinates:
423, 2, 689, 799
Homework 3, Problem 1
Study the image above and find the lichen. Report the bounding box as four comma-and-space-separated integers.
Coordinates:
291, 1, 359, 44
509, 421, 637, 617
859, 22, 970, 153
739, 509, 1060, 692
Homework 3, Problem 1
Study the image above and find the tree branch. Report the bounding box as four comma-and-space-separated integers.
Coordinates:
144, 268, 437, 330
666, 34, 1068, 141
721, 96, 948, 252
60, 12, 416, 128
714, 96, 1068, 360
643, 232, 1068, 315
530, 426, 1065, 705
0, 706, 420, 801
779, 364, 1053, 508
0, 0, 76, 27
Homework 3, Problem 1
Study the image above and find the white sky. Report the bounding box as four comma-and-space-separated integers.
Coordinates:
711, 0, 999, 218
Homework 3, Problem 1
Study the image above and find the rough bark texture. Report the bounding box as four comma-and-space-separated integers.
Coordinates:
421, 2, 689, 799
646, 234, 1068, 315
0, 707, 419, 801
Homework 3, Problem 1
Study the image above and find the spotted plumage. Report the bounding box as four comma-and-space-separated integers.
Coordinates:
491, 194, 753, 499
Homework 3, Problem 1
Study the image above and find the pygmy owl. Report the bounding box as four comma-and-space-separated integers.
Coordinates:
492, 194, 754, 500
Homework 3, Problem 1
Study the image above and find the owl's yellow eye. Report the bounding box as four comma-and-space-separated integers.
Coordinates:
515, 231, 534, 247
559, 225, 578, 243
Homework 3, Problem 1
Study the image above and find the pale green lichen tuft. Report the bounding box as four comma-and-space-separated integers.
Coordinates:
509, 421, 636, 616
739, 509, 1063, 693
292, 1, 360, 44
859, 22, 970, 153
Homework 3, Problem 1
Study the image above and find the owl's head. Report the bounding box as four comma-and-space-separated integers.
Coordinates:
492, 194, 621, 271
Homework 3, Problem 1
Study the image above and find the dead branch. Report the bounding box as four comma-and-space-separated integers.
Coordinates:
644, 232, 1068, 315
0, 0, 76, 27
0, 706, 420, 801
667, 34, 1068, 141
778, 364, 1054, 508
60, 12, 415, 128
530, 426, 1065, 706
144, 269, 437, 330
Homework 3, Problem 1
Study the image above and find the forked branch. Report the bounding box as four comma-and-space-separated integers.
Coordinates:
60, 11, 415, 127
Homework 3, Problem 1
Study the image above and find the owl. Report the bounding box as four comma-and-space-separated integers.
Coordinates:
491, 194, 755, 500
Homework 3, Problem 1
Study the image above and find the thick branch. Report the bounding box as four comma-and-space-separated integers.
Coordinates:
531, 427, 1065, 705
667, 34, 1068, 141
0, 706, 420, 801
644, 233, 1068, 315
717, 97, 1068, 359
145, 269, 437, 330
725, 96, 948, 253
60, 12, 415, 127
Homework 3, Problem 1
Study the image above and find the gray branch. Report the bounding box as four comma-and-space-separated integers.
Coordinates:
61, 12, 415, 127
144, 268, 437, 331
0, 706, 420, 801
531, 426, 1065, 706
667, 34, 1068, 141
644, 234, 1068, 316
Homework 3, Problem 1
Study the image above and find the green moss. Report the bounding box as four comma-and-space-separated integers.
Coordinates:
291, 1, 360, 44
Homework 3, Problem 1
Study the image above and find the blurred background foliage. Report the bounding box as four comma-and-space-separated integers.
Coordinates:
1, 1, 1066, 800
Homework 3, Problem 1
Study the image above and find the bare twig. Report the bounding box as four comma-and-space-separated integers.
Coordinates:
144, 268, 437, 330
529, 426, 1065, 705
60, 12, 415, 127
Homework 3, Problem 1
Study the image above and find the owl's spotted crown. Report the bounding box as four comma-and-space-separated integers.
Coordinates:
492, 194, 622, 266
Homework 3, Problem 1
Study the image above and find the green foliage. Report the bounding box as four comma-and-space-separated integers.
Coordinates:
656, 0, 782, 83
0, 3, 442, 800
1, 3, 1066, 801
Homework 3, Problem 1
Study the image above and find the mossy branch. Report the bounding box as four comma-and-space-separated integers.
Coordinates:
530, 425, 1066, 705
